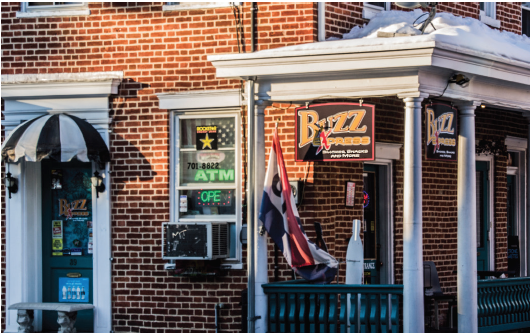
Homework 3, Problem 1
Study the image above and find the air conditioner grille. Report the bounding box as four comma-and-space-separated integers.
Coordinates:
212, 223, 229, 258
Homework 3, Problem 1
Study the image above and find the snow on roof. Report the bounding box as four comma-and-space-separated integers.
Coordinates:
210, 9, 530, 66
340, 9, 530, 64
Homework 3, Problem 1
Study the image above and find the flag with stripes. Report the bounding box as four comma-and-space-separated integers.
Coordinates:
258, 128, 338, 283
1, 113, 110, 164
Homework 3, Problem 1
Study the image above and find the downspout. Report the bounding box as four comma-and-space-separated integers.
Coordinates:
251, 2, 256, 52
247, 78, 256, 333
318, 2, 326, 42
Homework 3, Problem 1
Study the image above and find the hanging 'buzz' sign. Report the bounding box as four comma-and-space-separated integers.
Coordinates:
425, 103, 458, 161
295, 103, 375, 162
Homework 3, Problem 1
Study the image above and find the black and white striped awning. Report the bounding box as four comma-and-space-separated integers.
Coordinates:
1, 114, 110, 164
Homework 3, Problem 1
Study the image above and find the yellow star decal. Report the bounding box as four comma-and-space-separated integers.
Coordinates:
200, 133, 215, 149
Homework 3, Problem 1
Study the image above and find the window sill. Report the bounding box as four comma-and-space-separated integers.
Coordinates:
479, 13, 500, 28
16, 9, 90, 18
163, 2, 234, 12
362, 6, 383, 20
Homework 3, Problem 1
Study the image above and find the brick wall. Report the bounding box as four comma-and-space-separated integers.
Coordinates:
0, 2, 317, 331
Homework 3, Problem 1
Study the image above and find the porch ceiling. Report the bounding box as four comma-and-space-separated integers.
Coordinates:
209, 40, 530, 111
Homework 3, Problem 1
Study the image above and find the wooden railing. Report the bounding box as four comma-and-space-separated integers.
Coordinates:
262, 280, 403, 333
478, 277, 530, 333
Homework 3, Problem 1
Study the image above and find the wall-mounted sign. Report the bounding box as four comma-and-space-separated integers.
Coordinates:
59, 277, 89, 303
425, 103, 458, 161
194, 189, 233, 207
196, 126, 218, 150
296, 103, 375, 161
345, 181, 355, 207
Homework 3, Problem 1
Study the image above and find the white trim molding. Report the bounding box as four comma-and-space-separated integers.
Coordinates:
163, 2, 237, 12
479, 2, 500, 28
506, 136, 528, 151
16, 2, 90, 18
375, 142, 402, 161
363, 2, 391, 20
158, 89, 243, 111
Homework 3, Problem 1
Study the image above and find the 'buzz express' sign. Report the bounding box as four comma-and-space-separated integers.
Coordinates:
425, 103, 458, 161
295, 103, 375, 162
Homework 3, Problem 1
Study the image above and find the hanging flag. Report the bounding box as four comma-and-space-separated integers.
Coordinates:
259, 128, 338, 284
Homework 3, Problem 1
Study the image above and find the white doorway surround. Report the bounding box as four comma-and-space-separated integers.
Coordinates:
2, 72, 122, 333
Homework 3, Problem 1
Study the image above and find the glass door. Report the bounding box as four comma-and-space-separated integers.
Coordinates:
42, 160, 94, 331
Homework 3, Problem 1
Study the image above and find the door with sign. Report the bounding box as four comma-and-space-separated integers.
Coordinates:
363, 163, 393, 284
476, 161, 490, 272
42, 160, 94, 331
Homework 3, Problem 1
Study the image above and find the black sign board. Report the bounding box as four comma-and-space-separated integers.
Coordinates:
295, 103, 375, 162
425, 103, 458, 161
507, 235, 520, 276
196, 126, 218, 150
165, 224, 208, 258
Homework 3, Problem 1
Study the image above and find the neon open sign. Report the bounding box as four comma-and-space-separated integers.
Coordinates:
195, 190, 233, 206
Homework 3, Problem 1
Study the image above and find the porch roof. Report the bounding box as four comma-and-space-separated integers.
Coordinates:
209, 12, 530, 111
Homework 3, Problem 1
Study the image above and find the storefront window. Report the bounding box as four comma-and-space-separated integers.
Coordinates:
173, 113, 241, 262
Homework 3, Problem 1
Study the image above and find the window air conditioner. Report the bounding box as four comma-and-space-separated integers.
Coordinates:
162, 222, 230, 260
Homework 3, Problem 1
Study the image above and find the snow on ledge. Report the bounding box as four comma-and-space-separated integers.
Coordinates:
1, 71, 124, 84
210, 10, 530, 66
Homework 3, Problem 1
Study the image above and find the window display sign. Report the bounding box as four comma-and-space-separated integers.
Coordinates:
59, 277, 89, 303
50, 168, 93, 256
196, 126, 218, 150
425, 103, 458, 161
194, 189, 233, 207
296, 103, 375, 162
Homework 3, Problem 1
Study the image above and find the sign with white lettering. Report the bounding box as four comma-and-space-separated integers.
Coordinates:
425, 103, 458, 161
295, 103, 375, 162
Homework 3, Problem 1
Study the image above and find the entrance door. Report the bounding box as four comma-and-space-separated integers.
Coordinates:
42, 160, 94, 332
363, 164, 390, 284
476, 161, 490, 272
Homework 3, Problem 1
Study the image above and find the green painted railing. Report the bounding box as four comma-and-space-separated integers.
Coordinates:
262, 280, 403, 333
478, 277, 530, 333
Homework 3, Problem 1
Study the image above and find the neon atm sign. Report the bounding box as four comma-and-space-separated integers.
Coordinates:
194, 169, 235, 182
195, 189, 233, 206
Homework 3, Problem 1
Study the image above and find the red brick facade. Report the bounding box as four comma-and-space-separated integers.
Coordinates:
2, 2, 528, 332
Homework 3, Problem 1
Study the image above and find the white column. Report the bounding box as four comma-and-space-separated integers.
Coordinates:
456, 101, 480, 333
254, 101, 268, 333
400, 93, 428, 333
527, 116, 530, 278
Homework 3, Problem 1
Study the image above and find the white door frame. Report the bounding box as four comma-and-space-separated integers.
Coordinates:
476, 154, 495, 270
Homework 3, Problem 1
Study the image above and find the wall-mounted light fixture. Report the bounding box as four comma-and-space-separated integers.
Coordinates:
481, 104, 486, 109
91, 171, 105, 198
4, 172, 18, 199
449, 73, 470, 87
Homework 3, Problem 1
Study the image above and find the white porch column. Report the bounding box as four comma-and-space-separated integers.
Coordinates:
254, 100, 268, 333
400, 93, 428, 333
527, 116, 530, 277
456, 101, 480, 333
